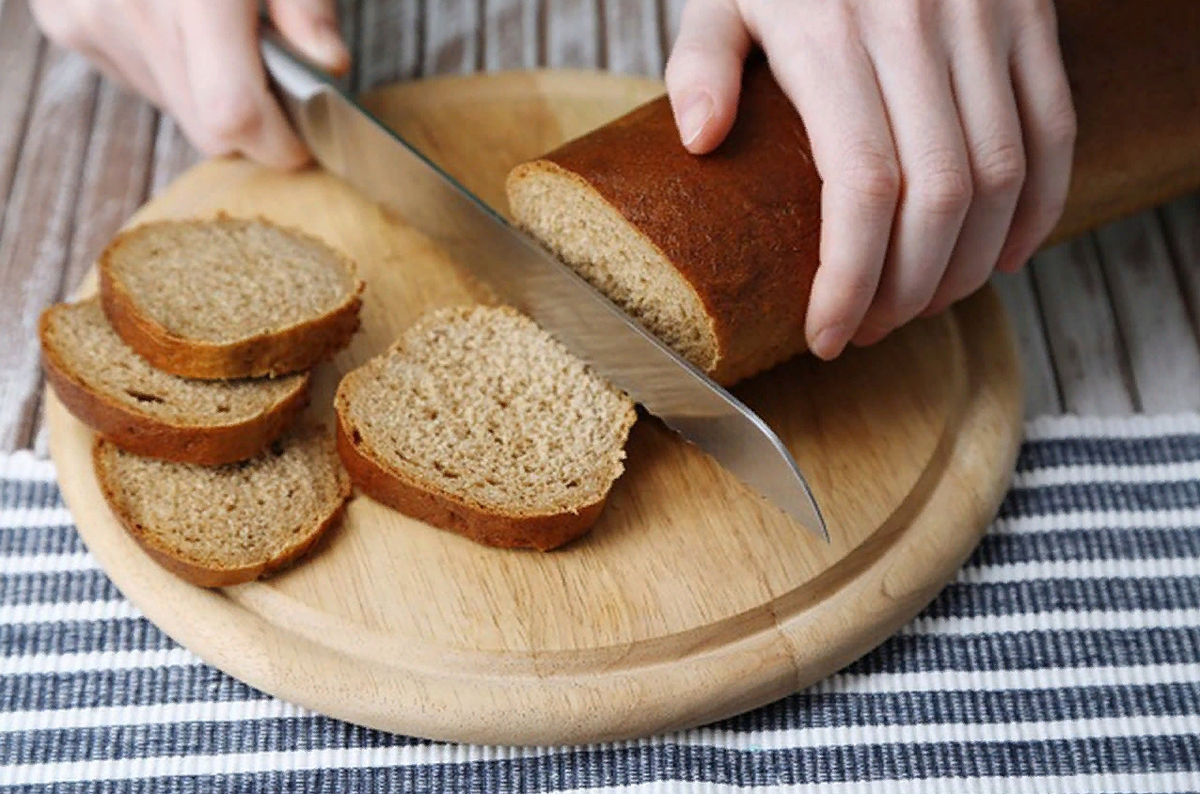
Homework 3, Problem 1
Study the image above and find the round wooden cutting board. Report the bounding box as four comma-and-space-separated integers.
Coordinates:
47, 70, 1024, 746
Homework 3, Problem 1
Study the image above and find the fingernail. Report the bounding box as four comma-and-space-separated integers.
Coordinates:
810, 324, 848, 360
677, 92, 713, 148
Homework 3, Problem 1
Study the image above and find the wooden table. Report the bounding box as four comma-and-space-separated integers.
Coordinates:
4, 0, 1200, 459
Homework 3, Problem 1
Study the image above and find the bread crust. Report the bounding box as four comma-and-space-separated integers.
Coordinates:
506, 56, 818, 386
98, 218, 365, 380
92, 437, 352, 589
39, 304, 311, 465
334, 409, 606, 552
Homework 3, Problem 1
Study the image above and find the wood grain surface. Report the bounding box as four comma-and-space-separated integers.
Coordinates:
47, 70, 1023, 745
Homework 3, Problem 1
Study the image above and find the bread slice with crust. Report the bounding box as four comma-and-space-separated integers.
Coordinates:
40, 298, 310, 465
334, 304, 637, 551
93, 423, 351, 588
99, 215, 364, 380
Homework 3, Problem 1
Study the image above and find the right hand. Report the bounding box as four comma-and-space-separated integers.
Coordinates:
31, 0, 350, 170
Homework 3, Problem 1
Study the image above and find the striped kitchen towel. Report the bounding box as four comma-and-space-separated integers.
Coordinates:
2, 413, 1199, 793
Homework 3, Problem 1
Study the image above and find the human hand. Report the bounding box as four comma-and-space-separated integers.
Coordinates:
664, 0, 1077, 360
30, 0, 350, 170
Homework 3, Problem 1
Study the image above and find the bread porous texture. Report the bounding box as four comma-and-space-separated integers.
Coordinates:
40, 298, 310, 463
506, 162, 718, 373
93, 423, 351, 588
335, 304, 637, 550
99, 215, 364, 379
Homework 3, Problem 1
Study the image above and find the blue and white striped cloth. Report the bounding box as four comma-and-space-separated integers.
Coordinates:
2, 414, 1200, 792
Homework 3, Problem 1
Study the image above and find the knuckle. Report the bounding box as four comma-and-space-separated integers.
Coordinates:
912, 159, 973, 216
203, 89, 264, 144
1043, 98, 1078, 150
832, 268, 881, 310
974, 138, 1026, 198
838, 145, 902, 208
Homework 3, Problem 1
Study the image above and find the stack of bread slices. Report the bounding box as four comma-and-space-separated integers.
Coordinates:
40, 215, 363, 587
42, 212, 643, 585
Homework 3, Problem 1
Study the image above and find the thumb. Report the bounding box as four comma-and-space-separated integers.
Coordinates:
664, 0, 751, 154
265, 0, 350, 76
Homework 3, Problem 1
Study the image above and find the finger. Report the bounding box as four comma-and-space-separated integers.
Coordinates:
179, 0, 311, 169
853, 7, 972, 346
755, 11, 899, 360
663, 0, 751, 154
266, 0, 350, 76
924, 6, 1025, 317
996, 1, 1077, 273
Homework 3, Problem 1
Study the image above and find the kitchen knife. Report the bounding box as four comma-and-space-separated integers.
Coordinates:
258, 30, 829, 543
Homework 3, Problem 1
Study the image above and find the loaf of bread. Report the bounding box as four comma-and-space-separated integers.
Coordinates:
100, 215, 364, 380
334, 304, 637, 551
505, 57, 816, 386
93, 423, 350, 587
40, 298, 310, 465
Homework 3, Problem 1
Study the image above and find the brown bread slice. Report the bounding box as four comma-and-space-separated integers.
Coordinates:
334, 304, 637, 551
40, 298, 310, 465
100, 215, 364, 379
93, 423, 351, 588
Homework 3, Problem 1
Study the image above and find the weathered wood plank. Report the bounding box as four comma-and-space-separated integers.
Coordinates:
989, 270, 1062, 418
149, 114, 200, 197
1093, 210, 1200, 413
357, 0, 423, 90
1159, 191, 1200, 342
0, 0, 44, 231
604, 0, 663, 75
484, 0, 538, 70
29, 82, 157, 454
1029, 236, 1136, 415
545, 0, 599, 68
425, 0, 480, 75
0, 46, 98, 452
58, 82, 156, 299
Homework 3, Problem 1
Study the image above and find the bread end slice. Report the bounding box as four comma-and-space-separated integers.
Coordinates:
334, 304, 637, 551
39, 299, 311, 465
93, 423, 351, 587
99, 215, 365, 380
505, 159, 722, 377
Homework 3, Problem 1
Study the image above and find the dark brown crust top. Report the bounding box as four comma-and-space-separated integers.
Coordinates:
333, 399, 607, 552
39, 303, 312, 465
92, 435, 352, 589
509, 56, 819, 385
98, 217, 365, 380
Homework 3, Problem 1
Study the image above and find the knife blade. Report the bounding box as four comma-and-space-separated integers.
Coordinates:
258, 31, 829, 543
